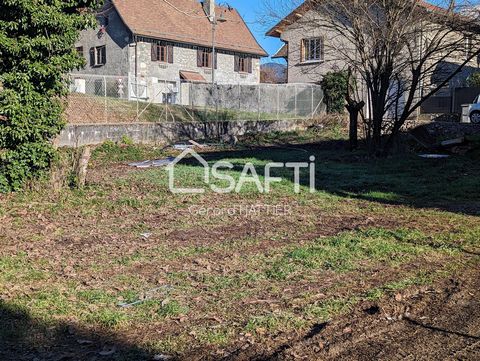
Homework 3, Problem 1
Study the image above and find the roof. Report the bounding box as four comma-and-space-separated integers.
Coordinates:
266, 0, 451, 38
180, 70, 206, 82
266, 1, 313, 38
272, 44, 288, 59
113, 0, 267, 57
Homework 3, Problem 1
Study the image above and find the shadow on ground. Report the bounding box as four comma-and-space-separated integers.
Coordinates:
180, 139, 480, 216
0, 300, 153, 361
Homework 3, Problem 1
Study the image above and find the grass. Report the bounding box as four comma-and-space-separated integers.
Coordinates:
0, 126, 479, 358
66, 93, 307, 123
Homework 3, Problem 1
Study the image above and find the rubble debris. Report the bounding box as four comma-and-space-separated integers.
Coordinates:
418, 154, 450, 159
117, 285, 173, 308
128, 157, 175, 168
440, 137, 465, 147
173, 143, 194, 150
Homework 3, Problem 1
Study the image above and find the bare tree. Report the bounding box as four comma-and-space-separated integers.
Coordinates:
262, 0, 480, 155
261, 65, 287, 83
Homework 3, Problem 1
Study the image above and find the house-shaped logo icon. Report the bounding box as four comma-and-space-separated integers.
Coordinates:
166, 148, 210, 194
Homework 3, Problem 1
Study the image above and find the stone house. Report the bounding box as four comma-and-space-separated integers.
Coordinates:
73, 0, 267, 102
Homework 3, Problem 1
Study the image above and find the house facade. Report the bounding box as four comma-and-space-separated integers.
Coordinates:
267, 1, 479, 87
73, 0, 267, 91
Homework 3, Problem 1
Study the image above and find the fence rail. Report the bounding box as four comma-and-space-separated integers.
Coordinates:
67, 74, 325, 124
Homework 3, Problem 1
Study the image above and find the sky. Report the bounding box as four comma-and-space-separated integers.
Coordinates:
223, 0, 291, 64
225, 0, 480, 64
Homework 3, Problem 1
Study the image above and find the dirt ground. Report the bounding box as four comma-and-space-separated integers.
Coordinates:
1, 135, 479, 361
218, 265, 480, 361
2, 264, 479, 361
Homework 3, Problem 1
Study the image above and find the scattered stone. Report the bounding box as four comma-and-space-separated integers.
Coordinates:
76, 339, 93, 345
153, 354, 173, 361
99, 346, 116, 356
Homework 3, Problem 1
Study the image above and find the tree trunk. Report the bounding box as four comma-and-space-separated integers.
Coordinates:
346, 101, 365, 151
75, 146, 91, 189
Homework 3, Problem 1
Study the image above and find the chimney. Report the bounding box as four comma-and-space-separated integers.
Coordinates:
203, 0, 215, 22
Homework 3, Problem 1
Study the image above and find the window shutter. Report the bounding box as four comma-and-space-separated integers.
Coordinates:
247, 57, 253, 73
300, 40, 305, 62
89, 47, 95, 66
214, 51, 218, 69
320, 37, 325, 61
101, 46, 106, 64
167, 45, 174, 63
197, 48, 202, 67
151, 44, 157, 61
234, 55, 239, 72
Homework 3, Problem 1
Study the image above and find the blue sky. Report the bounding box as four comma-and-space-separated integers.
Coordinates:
227, 0, 480, 63
225, 0, 290, 63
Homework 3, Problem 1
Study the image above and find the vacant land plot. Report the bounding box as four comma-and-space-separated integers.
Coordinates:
0, 129, 479, 360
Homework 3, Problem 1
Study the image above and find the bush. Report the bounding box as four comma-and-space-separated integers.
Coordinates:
0, 0, 98, 192
467, 72, 480, 88
320, 71, 349, 114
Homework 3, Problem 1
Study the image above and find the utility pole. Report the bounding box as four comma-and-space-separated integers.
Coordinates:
212, 20, 216, 84
205, 0, 226, 84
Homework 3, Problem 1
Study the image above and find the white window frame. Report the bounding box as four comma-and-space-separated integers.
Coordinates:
92, 45, 106, 67
302, 37, 323, 63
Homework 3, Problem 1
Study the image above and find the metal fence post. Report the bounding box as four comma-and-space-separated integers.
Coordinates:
277, 85, 280, 120
103, 76, 107, 122
165, 80, 168, 123
257, 84, 261, 121
238, 83, 241, 120
294, 84, 298, 119
127, 74, 131, 101
215, 82, 219, 122
136, 76, 139, 121
311, 84, 314, 118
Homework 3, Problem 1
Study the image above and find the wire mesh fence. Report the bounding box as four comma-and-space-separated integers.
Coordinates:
66, 74, 325, 123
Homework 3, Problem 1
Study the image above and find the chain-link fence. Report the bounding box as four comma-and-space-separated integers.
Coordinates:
66, 74, 325, 123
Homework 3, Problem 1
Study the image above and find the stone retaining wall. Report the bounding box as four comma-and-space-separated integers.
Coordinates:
55, 119, 314, 147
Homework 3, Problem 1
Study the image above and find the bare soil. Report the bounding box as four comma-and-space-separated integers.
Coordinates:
218, 266, 480, 361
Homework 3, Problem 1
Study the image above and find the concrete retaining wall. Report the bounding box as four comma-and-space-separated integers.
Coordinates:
56, 119, 314, 147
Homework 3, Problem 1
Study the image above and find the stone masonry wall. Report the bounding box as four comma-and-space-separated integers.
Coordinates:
56, 119, 314, 147
72, 8, 131, 77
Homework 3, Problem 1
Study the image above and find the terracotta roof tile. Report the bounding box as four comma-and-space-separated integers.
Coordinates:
113, 0, 267, 56
180, 70, 206, 82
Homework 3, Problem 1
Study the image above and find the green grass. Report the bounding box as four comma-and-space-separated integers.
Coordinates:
1, 127, 480, 358
265, 228, 437, 280
158, 300, 189, 318
67, 93, 306, 123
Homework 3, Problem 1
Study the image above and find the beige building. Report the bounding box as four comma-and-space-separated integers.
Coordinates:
267, 1, 480, 88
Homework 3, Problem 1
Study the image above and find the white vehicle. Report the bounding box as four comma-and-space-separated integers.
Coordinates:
468, 95, 480, 123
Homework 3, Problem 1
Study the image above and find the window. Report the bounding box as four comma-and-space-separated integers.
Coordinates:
302, 38, 324, 62
465, 36, 473, 58
152, 42, 173, 63
235, 54, 252, 73
76, 46, 84, 58
89, 46, 106, 67
197, 48, 212, 68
